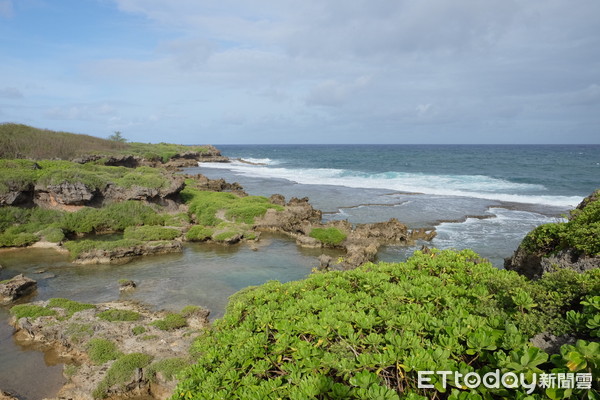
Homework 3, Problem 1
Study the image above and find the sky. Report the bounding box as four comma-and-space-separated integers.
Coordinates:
0, 0, 599, 144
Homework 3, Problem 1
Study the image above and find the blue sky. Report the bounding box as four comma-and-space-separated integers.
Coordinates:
1, 0, 599, 144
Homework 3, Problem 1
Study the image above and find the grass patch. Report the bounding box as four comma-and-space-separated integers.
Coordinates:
132, 326, 146, 335
151, 313, 187, 331
97, 309, 142, 322
93, 353, 153, 399
147, 357, 189, 383
213, 231, 239, 242
10, 304, 57, 320
123, 225, 180, 241
182, 188, 283, 226
48, 298, 95, 317
309, 227, 347, 246
185, 225, 213, 241
87, 338, 123, 365
39, 227, 65, 243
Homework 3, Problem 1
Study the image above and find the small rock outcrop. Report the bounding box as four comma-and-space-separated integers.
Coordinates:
0, 274, 37, 305
185, 174, 247, 196
72, 241, 183, 265
505, 190, 599, 279
0, 390, 19, 400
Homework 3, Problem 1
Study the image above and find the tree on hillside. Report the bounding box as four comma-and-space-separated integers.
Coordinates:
109, 131, 127, 143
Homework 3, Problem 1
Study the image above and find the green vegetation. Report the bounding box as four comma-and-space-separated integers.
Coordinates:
64, 239, 142, 259
10, 304, 57, 320
0, 123, 212, 162
132, 326, 146, 336
123, 225, 180, 241
0, 159, 172, 195
0, 123, 125, 160
182, 187, 282, 226
65, 323, 94, 344
214, 230, 239, 242
180, 305, 202, 317
522, 191, 600, 256
97, 309, 142, 322
87, 338, 123, 365
185, 225, 213, 241
151, 313, 187, 331
309, 226, 347, 246
93, 353, 153, 399
175, 249, 599, 399
147, 357, 189, 383
39, 227, 65, 242
47, 298, 95, 317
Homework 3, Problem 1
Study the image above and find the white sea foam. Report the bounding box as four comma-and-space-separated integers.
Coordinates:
198, 161, 583, 208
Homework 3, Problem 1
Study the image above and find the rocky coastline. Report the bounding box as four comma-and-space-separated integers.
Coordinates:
8, 299, 209, 400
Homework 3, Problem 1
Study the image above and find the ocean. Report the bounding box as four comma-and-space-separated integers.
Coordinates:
188, 144, 600, 267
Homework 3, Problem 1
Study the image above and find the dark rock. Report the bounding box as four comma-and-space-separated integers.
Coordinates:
119, 279, 137, 291
0, 390, 19, 400
34, 181, 96, 207
505, 248, 599, 280
0, 274, 37, 305
530, 332, 576, 355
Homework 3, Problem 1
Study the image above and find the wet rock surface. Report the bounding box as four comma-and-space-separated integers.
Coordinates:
0, 274, 37, 305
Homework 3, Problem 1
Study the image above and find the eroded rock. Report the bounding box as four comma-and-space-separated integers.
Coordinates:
0, 274, 37, 305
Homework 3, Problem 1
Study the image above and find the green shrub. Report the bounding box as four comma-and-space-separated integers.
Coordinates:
64, 239, 142, 259
10, 304, 57, 320
87, 338, 123, 365
48, 298, 95, 317
146, 357, 189, 383
309, 227, 347, 246
174, 249, 599, 400
0, 232, 38, 247
151, 313, 187, 331
39, 227, 65, 243
123, 225, 180, 241
182, 188, 282, 226
93, 353, 153, 399
185, 226, 213, 241
132, 326, 146, 335
214, 231, 239, 242
520, 194, 600, 257
97, 309, 142, 322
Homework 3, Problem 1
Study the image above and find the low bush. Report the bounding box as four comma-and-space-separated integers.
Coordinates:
93, 353, 153, 399
48, 298, 95, 317
87, 338, 123, 365
64, 239, 142, 259
185, 225, 213, 241
521, 192, 600, 256
98, 309, 142, 322
182, 188, 282, 226
39, 227, 65, 243
123, 225, 180, 241
0, 232, 38, 247
309, 227, 347, 246
174, 249, 599, 400
10, 304, 57, 320
147, 357, 189, 382
151, 313, 187, 331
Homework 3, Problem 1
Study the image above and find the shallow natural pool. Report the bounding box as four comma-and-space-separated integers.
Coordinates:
0, 234, 342, 400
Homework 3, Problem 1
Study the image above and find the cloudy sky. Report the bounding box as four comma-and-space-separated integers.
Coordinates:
1, 0, 599, 144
